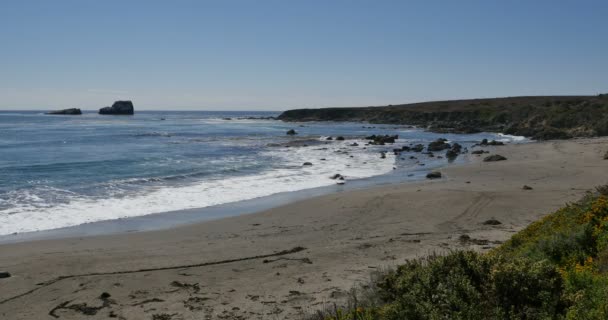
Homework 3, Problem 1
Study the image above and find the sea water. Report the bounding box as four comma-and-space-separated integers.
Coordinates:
0, 110, 524, 235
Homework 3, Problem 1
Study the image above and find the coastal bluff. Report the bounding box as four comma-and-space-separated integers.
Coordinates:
99, 101, 134, 115
278, 95, 608, 140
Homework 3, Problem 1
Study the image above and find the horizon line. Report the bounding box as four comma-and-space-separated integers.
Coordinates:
0, 93, 604, 111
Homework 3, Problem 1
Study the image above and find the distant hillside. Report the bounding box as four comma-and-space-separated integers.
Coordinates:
278, 95, 608, 139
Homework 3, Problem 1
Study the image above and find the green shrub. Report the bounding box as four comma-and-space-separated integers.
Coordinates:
379, 251, 493, 320
310, 191, 608, 320
375, 252, 566, 320
310, 253, 567, 319
491, 258, 565, 319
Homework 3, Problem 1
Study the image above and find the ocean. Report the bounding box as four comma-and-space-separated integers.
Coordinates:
0, 110, 525, 236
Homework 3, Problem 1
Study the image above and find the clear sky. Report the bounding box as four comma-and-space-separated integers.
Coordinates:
1, 0, 607, 111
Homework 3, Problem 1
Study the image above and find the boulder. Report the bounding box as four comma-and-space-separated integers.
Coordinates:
302, 162, 313, 166
365, 134, 398, 145
99, 101, 134, 115
446, 143, 463, 160
46, 108, 82, 115
482, 218, 502, 225
471, 150, 487, 155
480, 139, 504, 146
426, 171, 442, 179
286, 129, 297, 135
411, 144, 424, 152
604, 151, 608, 160
326, 136, 333, 140
523, 185, 534, 190
451, 143, 462, 153
350, 142, 359, 146
488, 140, 504, 146
0, 271, 10, 279
336, 136, 345, 141
427, 138, 451, 151
446, 149, 459, 159
483, 154, 507, 162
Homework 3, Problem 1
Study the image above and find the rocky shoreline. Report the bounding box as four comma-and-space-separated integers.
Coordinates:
279, 128, 509, 185
2, 138, 607, 319
278, 95, 608, 140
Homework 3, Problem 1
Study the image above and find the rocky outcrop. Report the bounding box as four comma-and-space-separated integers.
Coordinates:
471, 150, 488, 155
426, 171, 442, 179
365, 134, 398, 145
46, 108, 82, 115
239, 116, 277, 120
480, 139, 504, 146
278, 95, 608, 140
484, 155, 507, 162
99, 101, 134, 115
446, 143, 462, 160
286, 129, 297, 135
427, 138, 451, 151
482, 219, 502, 225
411, 144, 424, 152
0, 271, 10, 279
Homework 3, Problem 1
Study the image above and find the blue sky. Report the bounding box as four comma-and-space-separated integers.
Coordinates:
1, 0, 606, 110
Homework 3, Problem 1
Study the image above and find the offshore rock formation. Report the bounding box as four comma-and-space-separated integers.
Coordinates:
46, 108, 82, 115
99, 101, 134, 115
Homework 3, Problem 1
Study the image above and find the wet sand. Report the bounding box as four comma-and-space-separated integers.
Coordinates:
1, 138, 607, 320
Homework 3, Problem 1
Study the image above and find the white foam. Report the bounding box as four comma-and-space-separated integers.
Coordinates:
496, 133, 528, 142
0, 139, 394, 235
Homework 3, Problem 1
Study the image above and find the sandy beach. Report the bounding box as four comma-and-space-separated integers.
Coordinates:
1, 137, 607, 320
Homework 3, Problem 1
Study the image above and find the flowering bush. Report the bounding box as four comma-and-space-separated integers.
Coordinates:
310, 187, 608, 320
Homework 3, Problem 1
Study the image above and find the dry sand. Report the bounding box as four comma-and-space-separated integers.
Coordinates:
1, 138, 607, 320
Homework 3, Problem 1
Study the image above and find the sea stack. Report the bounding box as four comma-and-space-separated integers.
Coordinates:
45, 108, 82, 115
99, 101, 134, 115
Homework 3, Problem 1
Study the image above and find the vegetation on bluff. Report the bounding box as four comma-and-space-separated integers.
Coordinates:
310, 186, 608, 319
280, 95, 608, 140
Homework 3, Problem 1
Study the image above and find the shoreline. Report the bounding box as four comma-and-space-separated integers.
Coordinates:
0, 139, 475, 244
0, 169, 419, 244
1, 137, 607, 319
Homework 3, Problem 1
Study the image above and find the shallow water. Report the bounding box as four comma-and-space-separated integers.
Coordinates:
0, 110, 524, 235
